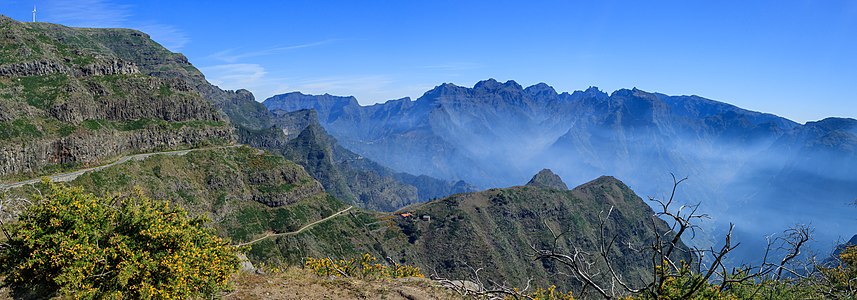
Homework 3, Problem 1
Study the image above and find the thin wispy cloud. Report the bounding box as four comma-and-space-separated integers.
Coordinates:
201, 64, 268, 89
201, 63, 429, 104
209, 39, 340, 63
37, 0, 189, 50
200, 64, 292, 101
136, 23, 189, 51
42, 0, 131, 28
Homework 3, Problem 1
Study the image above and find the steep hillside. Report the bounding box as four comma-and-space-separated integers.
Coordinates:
0, 15, 235, 179
12, 16, 273, 131
0, 145, 398, 271
241, 109, 475, 211
392, 174, 693, 292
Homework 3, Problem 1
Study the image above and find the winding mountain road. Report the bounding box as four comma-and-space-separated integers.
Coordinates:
0, 145, 240, 190
235, 205, 354, 247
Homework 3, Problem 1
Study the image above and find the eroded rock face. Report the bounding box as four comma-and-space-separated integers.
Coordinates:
0, 60, 70, 77
0, 59, 140, 78
48, 77, 221, 124
0, 126, 234, 177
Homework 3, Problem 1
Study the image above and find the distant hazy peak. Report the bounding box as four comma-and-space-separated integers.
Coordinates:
526, 169, 569, 190
473, 78, 523, 90
806, 117, 857, 131
267, 91, 358, 104
524, 82, 557, 96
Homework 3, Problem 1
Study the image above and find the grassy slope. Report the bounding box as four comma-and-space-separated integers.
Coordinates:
393, 176, 692, 291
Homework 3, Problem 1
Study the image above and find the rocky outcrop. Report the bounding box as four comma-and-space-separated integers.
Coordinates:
0, 60, 70, 77
252, 180, 325, 207
76, 59, 140, 77
0, 59, 140, 77
0, 125, 234, 177
48, 77, 222, 124
271, 109, 318, 139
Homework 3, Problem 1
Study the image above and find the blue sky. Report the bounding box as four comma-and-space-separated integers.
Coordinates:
1, 0, 855, 123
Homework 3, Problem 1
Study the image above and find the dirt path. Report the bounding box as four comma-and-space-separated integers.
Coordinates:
0, 145, 240, 190
236, 206, 354, 247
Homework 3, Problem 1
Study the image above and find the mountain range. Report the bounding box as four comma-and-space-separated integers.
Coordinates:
3, 16, 688, 292
264, 79, 857, 258
1, 13, 853, 294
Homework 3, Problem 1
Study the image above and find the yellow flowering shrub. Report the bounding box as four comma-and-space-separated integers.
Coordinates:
0, 182, 239, 299
304, 253, 424, 279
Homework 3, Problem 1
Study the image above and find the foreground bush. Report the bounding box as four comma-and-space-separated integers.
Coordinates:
0, 182, 239, 299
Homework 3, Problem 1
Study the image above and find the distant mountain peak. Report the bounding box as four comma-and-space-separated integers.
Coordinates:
473, 78, 500, 89
526, 169, 568, 190
807, 117, 857, 131
524, 83, 557, 96
473, 78, 523, 91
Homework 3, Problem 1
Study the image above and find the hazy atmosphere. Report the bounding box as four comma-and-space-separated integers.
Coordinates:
1, 1, 856, 298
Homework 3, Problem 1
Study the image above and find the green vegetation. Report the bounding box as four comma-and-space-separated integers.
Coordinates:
0, 119, 43, 140
19, 75, 68, 110
158, 85, 173, 97
0, 182, 239, 299
57, 147, 365, 262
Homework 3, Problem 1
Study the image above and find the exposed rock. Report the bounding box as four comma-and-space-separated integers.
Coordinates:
76, 59, 140, 77
0, 60, 70, 77
0, 126, 234, 177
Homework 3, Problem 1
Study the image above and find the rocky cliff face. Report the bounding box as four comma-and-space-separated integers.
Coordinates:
0, 126, 231, 176
0, 15, 235, 179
